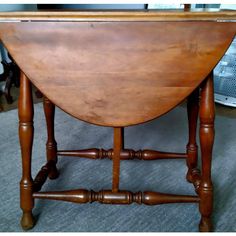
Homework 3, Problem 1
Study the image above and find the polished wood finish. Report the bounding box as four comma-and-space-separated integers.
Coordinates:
43, 97, 59, 179
0, 10, 236, 22
0, 20, 235, 126
33, 189, 199, 205
18, 71, 35, 230
1, 10, 235, 231
198, 72, 215, 232
112, 128, 122, 192
57, 148, 187, 160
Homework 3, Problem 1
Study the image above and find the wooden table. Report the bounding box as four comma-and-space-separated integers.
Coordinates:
0, 10, 235, 232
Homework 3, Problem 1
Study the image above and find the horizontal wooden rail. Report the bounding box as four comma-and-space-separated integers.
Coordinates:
33, 189, 199, 205
57, 148, 187, 160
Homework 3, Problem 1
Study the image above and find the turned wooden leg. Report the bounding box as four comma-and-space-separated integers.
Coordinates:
186, 88, 200, 183
198, 72, 215, 232
43, 96, 59, 179
18, 71, 35, 230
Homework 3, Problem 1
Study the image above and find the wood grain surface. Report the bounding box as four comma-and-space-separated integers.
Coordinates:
0, 19, 235, 126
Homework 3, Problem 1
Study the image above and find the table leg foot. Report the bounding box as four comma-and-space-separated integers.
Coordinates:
21, 211, 35, 230
199, 217, 212, 232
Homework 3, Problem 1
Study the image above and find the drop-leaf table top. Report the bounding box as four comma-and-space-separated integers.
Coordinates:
0, 10, 235, 127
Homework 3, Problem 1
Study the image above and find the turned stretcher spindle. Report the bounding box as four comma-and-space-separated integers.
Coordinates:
33, 189, 200, 205
57, 148, 187, 160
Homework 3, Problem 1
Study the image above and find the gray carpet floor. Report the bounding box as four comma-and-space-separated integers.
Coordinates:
0, 102, 236, 232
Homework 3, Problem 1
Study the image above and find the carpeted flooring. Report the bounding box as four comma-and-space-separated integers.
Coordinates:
0, 102, 236, 232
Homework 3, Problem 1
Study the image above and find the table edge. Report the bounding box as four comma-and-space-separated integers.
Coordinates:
0, 10, 236, 22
